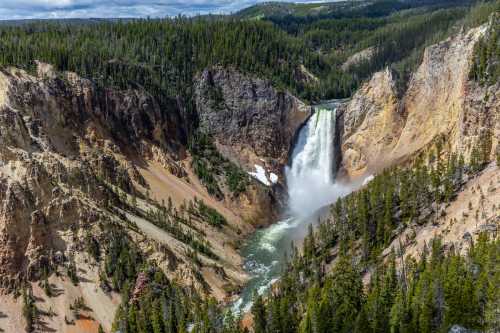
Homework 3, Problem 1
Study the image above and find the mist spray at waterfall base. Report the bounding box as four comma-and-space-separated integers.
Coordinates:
233, 104, 359, 314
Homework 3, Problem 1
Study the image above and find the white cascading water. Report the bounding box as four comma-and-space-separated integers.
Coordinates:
286, 108, 346, 217
233, 103, 354, 314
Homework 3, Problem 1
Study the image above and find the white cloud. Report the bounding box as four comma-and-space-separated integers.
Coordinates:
0, 0, 324, 19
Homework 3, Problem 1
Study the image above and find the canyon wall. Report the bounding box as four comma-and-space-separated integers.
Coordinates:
339, 22, 499, 178
0, 65, 161, 288
195, 67, 312, 178
0, 58, 315, 312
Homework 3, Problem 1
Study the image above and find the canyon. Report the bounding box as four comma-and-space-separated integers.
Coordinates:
0, 12, 498, 333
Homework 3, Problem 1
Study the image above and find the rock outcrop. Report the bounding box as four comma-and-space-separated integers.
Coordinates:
448, 325, 480, 333
294, 64, 320, 85
339, 68, 402, 177
195, 67, 312, 176
339, 22, 499, 178
341, 46, 376, 72
0, 65, 182, 288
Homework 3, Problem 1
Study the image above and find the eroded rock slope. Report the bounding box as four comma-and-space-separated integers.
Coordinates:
195, 67, 312, 178
339, 22, 499, 178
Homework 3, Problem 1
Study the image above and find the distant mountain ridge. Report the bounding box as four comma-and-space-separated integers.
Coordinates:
235, 0, 477, 19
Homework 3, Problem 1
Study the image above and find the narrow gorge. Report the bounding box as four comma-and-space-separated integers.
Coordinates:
232, 12, 499, 323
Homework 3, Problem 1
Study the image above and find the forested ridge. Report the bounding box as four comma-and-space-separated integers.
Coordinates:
267, 0, 498, 98
251, 235, 499, 333
0, 18, 317, 109
0, 0, 496, 108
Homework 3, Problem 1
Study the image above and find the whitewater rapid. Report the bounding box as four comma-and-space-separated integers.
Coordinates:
233, 103, 353, 314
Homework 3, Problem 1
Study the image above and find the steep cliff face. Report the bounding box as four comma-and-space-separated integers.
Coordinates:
0, 67, 134, 288
393, 23, 495, 161
0, 63, 286, 309
339, 68, 402, 177
195, 67, 312, 177
339, 22, 499, 177
0, 60, 316, 312
2, 64, 185, 159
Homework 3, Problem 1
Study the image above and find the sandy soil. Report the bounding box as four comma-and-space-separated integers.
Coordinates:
138, 160, 247, 231
124, 209, 188, 254
123, 196, 248, 302
0, 294, 24, 333
0, 254, 120, 333
134, 160, 253, 297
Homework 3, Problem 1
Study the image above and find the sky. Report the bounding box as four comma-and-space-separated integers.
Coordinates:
0, 0, 328, 20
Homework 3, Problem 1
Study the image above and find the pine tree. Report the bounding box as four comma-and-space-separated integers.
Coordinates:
443, 255, 481, 330
22, 285, 35, 333
329, 254, 364, 333
252, 293, 267, 333
389, 288, 408, 333
223, 310, 242, 333
484, 269, 500, 333
279, 293, 296, 333
268, 297, 282, 333
354, 306, 371, 333
298, 312, 313, 333
303, 224, 316, 264
151, 299, 164, 333
128, 304, 138, 333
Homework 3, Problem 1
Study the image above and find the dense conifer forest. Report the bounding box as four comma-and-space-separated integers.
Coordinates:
252, 234, 499, 333
0, 0, 496, 107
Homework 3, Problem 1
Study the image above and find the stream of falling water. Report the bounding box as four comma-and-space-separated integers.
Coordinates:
232, 102, 355, 314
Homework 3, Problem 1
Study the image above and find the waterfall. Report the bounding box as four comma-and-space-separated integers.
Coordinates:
233, 103, 353, 314
286, 107, 345, 218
